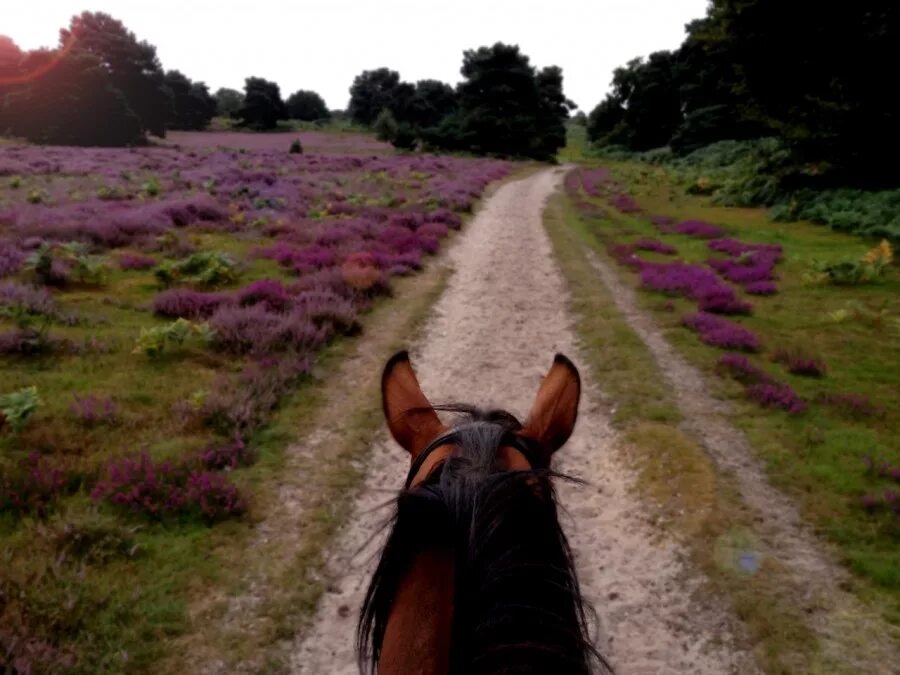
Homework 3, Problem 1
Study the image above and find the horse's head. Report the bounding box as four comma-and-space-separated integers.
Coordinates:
381, 350, 581, 488
359, 352, 605, 675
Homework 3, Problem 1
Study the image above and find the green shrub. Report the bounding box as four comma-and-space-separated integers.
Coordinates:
0, 386, 41, 433
153, 251, 239, 288
133, 318, 214, 358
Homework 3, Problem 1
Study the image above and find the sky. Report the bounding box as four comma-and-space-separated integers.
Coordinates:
6, 0, 709, 112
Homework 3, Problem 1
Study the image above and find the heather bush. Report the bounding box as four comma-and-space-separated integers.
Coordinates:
118, 253, 157, 270
0, 281, 59, 324
91, 452, 246, 523
202, 357, 310, 434
197, 437, 257, 470
772, 348, 827, 377
715, 353, 772, 385
208, 304, 326, 355
633, 238, 677, 255
153, 288, 231, 319
69, 394, 118, 427
673, 220, 725, 238
746, 382, 807, 414
236, 279, 291, 312
0, 240, 25, 278
0, 327, 62, 356
0, 386, 41, 433
682, 312, 761, 351
0, 452, 67, 517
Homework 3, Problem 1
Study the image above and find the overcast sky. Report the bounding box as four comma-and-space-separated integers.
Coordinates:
7, 0, 708, 112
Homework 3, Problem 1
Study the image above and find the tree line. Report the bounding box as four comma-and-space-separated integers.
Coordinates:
586, 0, 900, 187
0, 12, 332, 146
347, 43, 572, 160
1, 16, 572, 161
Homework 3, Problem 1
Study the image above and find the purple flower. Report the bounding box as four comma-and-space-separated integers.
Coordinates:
118, 253, 157, 270
683, 312, 761, 351
153, 288, 231, 319
673, 220, 724, 238
746, 382, 807, 414
715, 353, 772, 385
634, 238, 677, 255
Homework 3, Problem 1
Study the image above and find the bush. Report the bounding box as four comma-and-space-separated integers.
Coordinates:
133, 318, 213, 358
154, 251, 239, 288
0, 386, 41, 433
152, 288, 231, 319
289, 138, 303, 154
91, 452, 246, 523
0, 452, 67, 517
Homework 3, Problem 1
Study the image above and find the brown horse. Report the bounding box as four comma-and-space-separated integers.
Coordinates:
358, 351, 610, 674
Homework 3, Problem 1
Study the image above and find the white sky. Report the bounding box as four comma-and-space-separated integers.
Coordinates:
7, 0, 708, 112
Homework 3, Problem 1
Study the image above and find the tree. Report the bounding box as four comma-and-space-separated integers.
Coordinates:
348, 68, 407, 126
406, 80, 457, 130
588, 53, 683, 152
60, 12, 172, 137
534, 66, 571, 159
286, 89, 330, 121
164, 70, 216, 130
214, 88, 243, 117
234, 77, 288, 129
587, 97, 625, 145
707, 0, 900, 184
450, 43, 568, 160
3, 49, 142, 146
0, 36, 23, 131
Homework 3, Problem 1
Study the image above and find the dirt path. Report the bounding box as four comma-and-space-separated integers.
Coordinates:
582, 246, 900, 672
291, 168, 753, 674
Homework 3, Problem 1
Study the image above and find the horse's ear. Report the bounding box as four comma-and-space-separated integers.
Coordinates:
382, 351, 446, 457
520, 354, 581, 457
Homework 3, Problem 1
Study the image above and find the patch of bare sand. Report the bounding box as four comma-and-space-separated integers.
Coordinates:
291, 168, 752, 674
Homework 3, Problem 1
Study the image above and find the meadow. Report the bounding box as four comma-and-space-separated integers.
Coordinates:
0, 135, 509, 671
559, 160, 899, 624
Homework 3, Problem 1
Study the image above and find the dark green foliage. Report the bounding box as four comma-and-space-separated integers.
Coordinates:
286, 89, 330, 122
407, 80, 457, 130
234, 77, 288, 130
450, 43, 569, 160
348, 68, 408, 127
710, 0, 899, 185
289, 138, 303, 154
454, 43, 543, 157
3, 50, 142, 146
214, 87, 244, 117
587, 52, 682, 152
164, 70, 216, 131
60, 12, 173, 137
590, 1, 900, 187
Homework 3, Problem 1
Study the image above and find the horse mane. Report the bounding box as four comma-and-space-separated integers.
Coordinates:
358, 405, 610, 674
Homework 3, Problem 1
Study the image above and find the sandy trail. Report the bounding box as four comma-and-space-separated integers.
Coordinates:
291, 168, 752, 674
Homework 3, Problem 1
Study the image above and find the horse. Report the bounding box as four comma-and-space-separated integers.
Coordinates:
358, 351, 610, 674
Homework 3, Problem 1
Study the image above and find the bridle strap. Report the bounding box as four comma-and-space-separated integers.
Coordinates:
404, 424, 546, 489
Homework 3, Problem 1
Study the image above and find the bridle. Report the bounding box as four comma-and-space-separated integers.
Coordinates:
404, 422, 547, 489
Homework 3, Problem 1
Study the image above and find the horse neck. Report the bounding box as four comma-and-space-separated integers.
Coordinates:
379, 546, 455, 675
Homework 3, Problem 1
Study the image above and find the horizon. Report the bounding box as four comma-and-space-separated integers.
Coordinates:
5, 0, 708, 112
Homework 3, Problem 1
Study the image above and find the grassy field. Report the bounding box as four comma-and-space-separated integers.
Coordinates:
552, 155, 899, 631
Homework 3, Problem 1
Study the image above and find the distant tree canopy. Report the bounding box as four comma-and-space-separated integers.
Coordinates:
165, 70, 216, 131
0, 12, 217, 145
214, 88, 244, 117
348, 44, 571, 160
587, 0, 900, 186
234, 77, 288, 130
60, 12, 171, 137
286, 89, 330, 121
348, 68, 409, 127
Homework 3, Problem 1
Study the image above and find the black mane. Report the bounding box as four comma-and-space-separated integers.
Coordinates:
358, 406, 610, 674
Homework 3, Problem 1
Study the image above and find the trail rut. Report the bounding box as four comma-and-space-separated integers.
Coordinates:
291, 168, 752, 674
